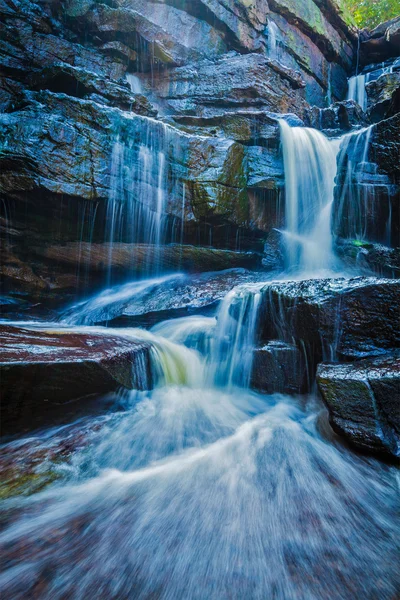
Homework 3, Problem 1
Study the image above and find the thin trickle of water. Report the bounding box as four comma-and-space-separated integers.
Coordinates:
279, 121, 341, 272
126, 73, 144, 95
104, 118, 185, 280
268, 20, 279, 60
334, 125, 388, 244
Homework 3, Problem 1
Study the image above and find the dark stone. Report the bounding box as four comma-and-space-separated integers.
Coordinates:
334, 239, 400, 278
251, 340, 306, 394
260, 277, 400, 362
360, 17, 400, 66
0, 325, 152, 435
367, 71, 400, 122
305, 100, 367, 133
317, 353, 400, 460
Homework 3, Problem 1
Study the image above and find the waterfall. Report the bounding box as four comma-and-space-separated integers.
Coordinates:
279, 120, 341, 272
268, 20, 279, 60
126, 73, 144, 95
334, 125, 389, 244
347, 74, 369, 111
105, 118, 184, 281
153, 284, 264, 390
209, 284, 263, 388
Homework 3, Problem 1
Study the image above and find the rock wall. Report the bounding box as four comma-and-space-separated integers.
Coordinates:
0, 0, 361, 299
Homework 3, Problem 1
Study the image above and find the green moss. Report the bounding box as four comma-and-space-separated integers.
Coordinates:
0, 468, 61, 500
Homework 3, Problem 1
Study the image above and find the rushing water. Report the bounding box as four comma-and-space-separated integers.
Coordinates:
2, 276, 400, 598
279, 121, 341, 272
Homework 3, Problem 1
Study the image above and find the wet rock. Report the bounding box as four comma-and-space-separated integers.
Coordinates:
334, 239, 400, 278
260, 277, 400, 361
67, 0, 226, 67
0, 325, 152, 435
142, 53, 309, 118
261, 229, 285, 271
63, 268, 268, 326
333, 114, 400, 247
173, 110, 281, 146
268, 0, 355, 69
305, 100, 367, 133
366, 71, 400, 122
360, 17, 400, 66
29, 63, 156, 114
317, 353, 400, 459
251, 340, 306, 394
31, 242, 262, 275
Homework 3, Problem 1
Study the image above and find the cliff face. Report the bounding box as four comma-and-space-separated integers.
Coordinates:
0, 0, 398, 301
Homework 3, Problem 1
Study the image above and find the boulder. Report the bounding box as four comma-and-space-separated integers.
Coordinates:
260, 277, 400, 361
0, 325, 152, 435
317, 354, 400, 460
251, 340, 306, 394
360, 17, 400, 65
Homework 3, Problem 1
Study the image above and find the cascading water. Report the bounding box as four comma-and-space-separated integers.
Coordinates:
279, 121, 341, 272
333, 124, 394, 246
268, 20, 280, 60
347, 73, 369, 110
105, 117, 185, 281
1, 309, 399, 598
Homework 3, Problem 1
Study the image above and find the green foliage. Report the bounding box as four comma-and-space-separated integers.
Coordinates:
343, 0, 400, 29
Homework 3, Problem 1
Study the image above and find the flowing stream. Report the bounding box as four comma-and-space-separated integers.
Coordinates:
1, 286, 400, 599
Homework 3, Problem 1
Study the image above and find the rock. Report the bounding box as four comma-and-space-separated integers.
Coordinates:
366, 71, 400, 122
251, 341, 306, 394
261, 229, 285, 271
334, 239, 400, 278
317, 354, 400, 459
62, 268, 268, 326
260, 277, 400, 362
173, 110, 281, 146
29, 63, 156, 114
360, 17, 400, 65
67, 0, 226, 67
31, 242, 262, 275
305, 100, 367, 133
0, 325, 152, 435
268, 0, 355, 68
141, 53, 309, 118
333, 114, 400, 248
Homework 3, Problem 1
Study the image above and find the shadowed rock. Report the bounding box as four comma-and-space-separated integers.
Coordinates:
317, 353, 400, 460
251, 341, 306, 394
260, 276, 400, 361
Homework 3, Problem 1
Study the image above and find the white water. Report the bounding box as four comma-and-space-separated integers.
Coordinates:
268, 20, 280, 60
126, 73, 144, 95
279, 121, 341, 272
1, 372, 399, 599
334, 125, 384, 243
105, 118, 184, 280
347, 73, 369, 111
62, 274, 185, 325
